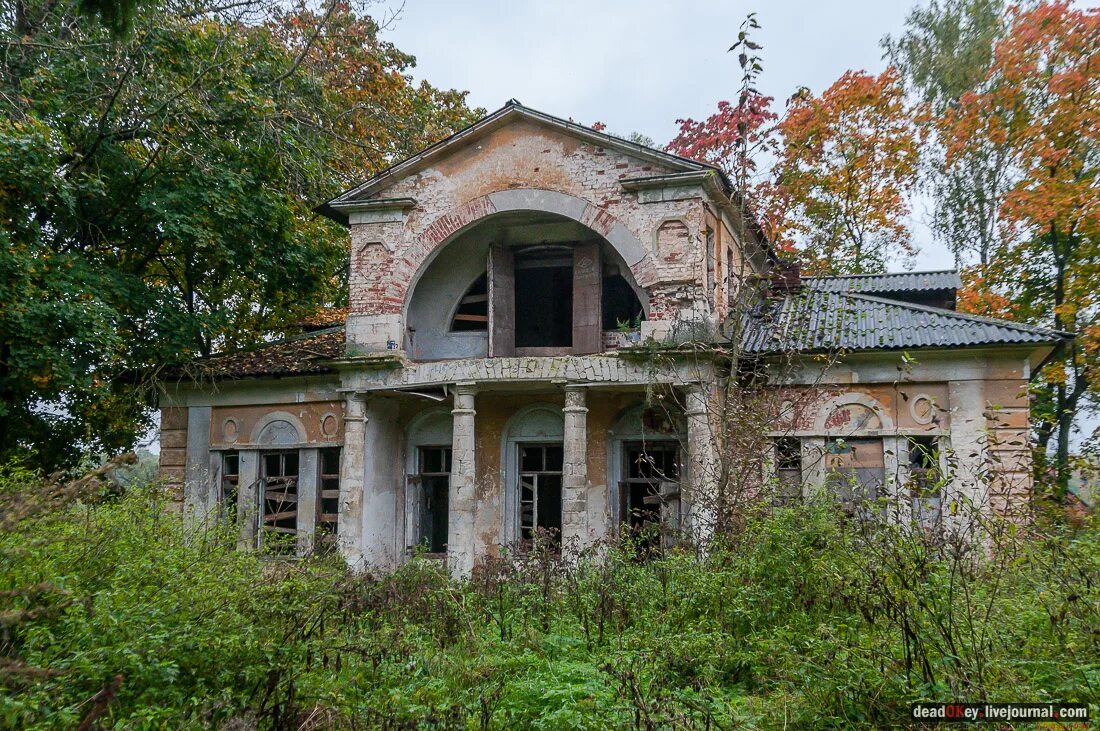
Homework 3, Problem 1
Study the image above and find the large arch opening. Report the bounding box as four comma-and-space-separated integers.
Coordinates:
405, 210, 647, 361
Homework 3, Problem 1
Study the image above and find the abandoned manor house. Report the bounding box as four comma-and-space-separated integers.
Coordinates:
158, 101, 1069, 575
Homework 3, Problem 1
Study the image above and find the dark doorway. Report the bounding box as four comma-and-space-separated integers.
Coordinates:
518, 443, 563, 549
514, 248, 572, 348
417, 446, 451, 554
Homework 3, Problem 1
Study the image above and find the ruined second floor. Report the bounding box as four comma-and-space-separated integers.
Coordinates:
320, 101, 772, 362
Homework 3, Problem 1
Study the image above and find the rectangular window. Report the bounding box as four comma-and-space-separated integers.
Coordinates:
260, 450, 299, 554
774, 438, 802, 504
318, 448, 341, 542
620, 442, 680, 551
416, 446, 451, 554
515, 249, 573, 349
518, 444, 563, 549
221, 451, 239, 522
908, 436, 943, 529
825, 438, 884, 513
705, 227, 716, 296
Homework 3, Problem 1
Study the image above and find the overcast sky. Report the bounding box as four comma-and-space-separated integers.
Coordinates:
379, 0, 953, 270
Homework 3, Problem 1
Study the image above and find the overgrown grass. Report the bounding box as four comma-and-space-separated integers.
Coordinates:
1, 471, 1097, 729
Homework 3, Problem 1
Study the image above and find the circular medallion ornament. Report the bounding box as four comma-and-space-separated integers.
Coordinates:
910, 394, 937, 425
320, 413, 339, 439
222, 418, 239, 443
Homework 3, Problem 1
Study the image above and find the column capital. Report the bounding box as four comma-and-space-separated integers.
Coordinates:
452, 381, 478, 395
563, 384, 587, 412
344, 393, 367, 421
681, 382, 710, 417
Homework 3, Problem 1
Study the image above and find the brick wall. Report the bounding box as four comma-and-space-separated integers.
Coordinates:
159, 406, 188, 506
346, 119, 721, 345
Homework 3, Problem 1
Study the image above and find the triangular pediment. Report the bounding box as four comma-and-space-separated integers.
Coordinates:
320, 101, 726, 221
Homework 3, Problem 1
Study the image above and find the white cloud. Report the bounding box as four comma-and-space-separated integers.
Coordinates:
381, 0, 956, 269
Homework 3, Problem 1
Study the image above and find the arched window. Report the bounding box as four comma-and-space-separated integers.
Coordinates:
502, 405, 564, 549
449, 274, 488, 332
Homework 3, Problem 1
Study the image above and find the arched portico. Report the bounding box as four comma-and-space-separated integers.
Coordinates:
401, 189, 659, 316
402, 191, 655, 361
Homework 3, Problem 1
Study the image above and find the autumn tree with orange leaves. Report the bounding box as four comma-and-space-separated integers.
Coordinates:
769, 70, 925, 275
940, 1, 1099, 496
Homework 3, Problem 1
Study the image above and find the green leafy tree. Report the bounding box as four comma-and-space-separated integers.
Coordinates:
0, 0, 480, 470
884, 0, 1012, 266
938, 2, 1099, 496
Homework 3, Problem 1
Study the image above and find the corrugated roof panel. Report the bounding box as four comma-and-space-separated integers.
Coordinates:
741, 288, 1066, 355
806, 270, 963, 294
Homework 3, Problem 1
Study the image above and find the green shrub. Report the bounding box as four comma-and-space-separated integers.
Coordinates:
1, 472, 1097, 729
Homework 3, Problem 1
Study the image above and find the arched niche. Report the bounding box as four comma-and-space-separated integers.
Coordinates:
814, 393, 894, 434
499, 404, 565, 545
250, 411, 306, 446
405, 208, 647, 361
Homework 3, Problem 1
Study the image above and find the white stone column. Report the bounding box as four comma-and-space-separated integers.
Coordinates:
448, 383, 478, 577
948, 379, 989, 537
562, 385, 591, 553
237, 450, 260, 550
338, 394, 367, 569
684, 383, 719, 548
183, 406, 213, 528
296, 448, 319, 556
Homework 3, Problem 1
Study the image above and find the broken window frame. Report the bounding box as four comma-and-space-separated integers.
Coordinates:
318, 447, 341, 545
449, 273, 489, 332
619, 440, 681, 552
259, 450, 299, 555
517, 443, 564, 551
414, 446, 451, 555
220, 450, 240, 523
773, 437, 803, 505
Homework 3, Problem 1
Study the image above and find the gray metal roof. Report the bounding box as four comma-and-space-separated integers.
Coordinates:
741, 287, 1067, 355
805, 270, 963, 295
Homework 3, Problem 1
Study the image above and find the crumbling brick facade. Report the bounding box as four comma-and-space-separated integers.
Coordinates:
161, 102, 1062, 575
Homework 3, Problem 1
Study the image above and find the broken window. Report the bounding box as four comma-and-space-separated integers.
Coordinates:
260, 450, 299, 554
518, 444, 563, 549
774, 438, 802, 504
318, 447, 341, 544
620, 442, 680, 552
490, 241, 604, 356
825, 438, 884, 514
221, 451, 239, 523
416, 446, 451, 554
908, 436, 943, 530
450, 273, 488, 332
514, 247, 573, 349
601, 268, 644, 331
705, 227, 716, 296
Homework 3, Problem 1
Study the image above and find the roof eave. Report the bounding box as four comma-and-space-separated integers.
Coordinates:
318, 101, 723, 224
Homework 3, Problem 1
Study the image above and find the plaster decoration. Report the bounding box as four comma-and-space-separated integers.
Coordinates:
254, 420, 297, 446
909, 393, 938, 426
